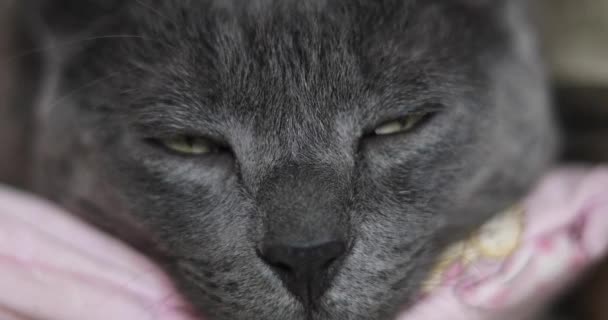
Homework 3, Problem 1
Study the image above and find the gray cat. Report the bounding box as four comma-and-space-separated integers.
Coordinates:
11, 0, 558, 319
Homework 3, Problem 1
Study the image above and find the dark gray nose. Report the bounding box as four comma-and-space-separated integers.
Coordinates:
259, 240, 346, 305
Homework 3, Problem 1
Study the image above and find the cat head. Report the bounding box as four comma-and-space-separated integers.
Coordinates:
26, 1, 557, 319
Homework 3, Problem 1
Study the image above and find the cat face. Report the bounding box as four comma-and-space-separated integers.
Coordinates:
27, 0, 557, 319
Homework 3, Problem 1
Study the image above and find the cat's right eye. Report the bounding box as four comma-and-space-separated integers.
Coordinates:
372, 113, 427, 136
368, 111, 436, 138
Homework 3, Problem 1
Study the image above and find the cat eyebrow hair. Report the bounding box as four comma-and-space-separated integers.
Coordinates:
123, 101, 228, 140
122, 87, 450, 135
358, 83, 450, 121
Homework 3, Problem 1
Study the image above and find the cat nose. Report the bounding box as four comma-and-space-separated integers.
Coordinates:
258, 240, 346, 304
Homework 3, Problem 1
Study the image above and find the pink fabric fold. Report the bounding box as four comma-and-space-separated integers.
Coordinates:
399, 167, 608, 320
0, 185, 195, 320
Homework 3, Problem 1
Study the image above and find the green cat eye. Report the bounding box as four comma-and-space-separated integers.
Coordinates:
159, 136, 214, 155
373, 113, 427, 136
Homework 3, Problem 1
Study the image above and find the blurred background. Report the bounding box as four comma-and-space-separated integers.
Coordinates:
537, 2, 608, 318
1, 1, 607, 319
540, 0, 608, 164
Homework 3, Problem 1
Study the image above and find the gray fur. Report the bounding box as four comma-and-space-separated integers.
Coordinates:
21, 0, 557, 319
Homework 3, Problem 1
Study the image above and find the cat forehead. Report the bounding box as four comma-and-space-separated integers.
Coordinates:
78, 0, 510, 125
116, 0, 507, 92
129, 0, 504, 40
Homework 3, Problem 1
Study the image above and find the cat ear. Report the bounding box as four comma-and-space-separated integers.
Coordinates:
23, 0, 125, 37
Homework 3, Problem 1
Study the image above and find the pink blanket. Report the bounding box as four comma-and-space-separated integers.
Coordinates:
1, 167, 607, 320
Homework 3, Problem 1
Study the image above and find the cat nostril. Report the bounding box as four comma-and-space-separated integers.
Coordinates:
273, 261, 293, 273
322, 257, 338, 270
258, 241, 346, 305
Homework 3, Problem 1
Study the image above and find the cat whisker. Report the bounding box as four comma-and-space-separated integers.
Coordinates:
179, 265, 208, 282
174, 256, 214, 267
1, 35, 151, 66
134, 0, 175, 26
43, 72, 121, 112
181, 272, 215, 295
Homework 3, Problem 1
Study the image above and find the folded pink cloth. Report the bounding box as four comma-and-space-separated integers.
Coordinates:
0, 185, 196, 320
400, 167, 608, 320
1, 167, 607, 320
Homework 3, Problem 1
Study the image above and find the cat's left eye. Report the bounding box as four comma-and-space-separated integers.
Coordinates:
156, 136, 216, 156
372, 113, 428, 136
